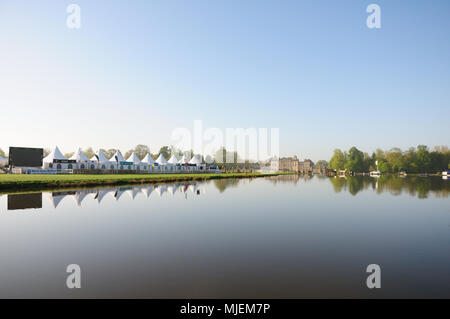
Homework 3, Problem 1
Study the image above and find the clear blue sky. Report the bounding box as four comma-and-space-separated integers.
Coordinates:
0, 0, 449, 161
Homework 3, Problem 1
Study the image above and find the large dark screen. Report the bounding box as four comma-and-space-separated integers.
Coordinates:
8, 147, 43, 167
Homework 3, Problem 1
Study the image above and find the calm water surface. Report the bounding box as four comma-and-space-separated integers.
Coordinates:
0, 175, 449, 298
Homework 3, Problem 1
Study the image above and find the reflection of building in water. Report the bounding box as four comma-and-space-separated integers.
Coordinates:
7, 193, 42, 210
266, 174, 301, 185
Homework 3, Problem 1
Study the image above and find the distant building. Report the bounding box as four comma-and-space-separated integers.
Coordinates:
313, 164, 328, 174
279, 156, 299, 172
270, 158, 280, 171
298, 159, 314, 174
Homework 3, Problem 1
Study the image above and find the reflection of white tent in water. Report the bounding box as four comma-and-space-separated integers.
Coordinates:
73, 191, 92, 206
113, 188, 128, 201
154, 184, 168, 197
127, 187, 141, 200
94, 189, 113, 203
189, 183, 199, 194
181, 183, 190, 193
167, 184, 179, 195
141, 186, 154, 198
45, 192, 68, 208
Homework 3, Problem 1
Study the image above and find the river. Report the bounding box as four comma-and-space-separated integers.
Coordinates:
0, 175, 449, 298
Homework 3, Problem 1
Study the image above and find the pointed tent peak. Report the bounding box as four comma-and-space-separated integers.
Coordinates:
44, 146, 67, 162
112, 150, 125, 162
181, 154, 191, 164
168, 154, 180, 165
156, 154, 168, 165
189, 154, 203, 165
142, 153, 155, 164
95, 149, 110, 163
126, 152, 141, 164
70, 148, 89, 162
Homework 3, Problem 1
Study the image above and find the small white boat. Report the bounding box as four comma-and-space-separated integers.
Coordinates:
370, 170, 381, 176
442, 170, 450, 176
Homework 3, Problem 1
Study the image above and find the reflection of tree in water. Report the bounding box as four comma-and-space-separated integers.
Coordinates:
213, 179, 241, 193
329, 176, 449, 199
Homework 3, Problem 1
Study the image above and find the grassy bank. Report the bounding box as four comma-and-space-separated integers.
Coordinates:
0, 172, 292, 193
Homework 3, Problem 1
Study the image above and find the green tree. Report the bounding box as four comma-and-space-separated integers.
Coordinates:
315, 160, 328, 167
329, 149, 346, 170
83, 147, 95, 159
100, 149, 116, 159
158, 146, 171, 159
0, 148, 6, 158
378, 160, 390, 173
344, 146, 365, 172
385, 148, 404, 172
416, 145, 431, 173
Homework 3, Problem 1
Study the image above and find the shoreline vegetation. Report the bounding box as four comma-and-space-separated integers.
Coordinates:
328, 145, 450, 174
0, 172, 294, 194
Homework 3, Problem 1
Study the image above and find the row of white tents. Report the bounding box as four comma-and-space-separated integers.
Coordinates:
45, 183, 203, 208
43, 146, 207, 172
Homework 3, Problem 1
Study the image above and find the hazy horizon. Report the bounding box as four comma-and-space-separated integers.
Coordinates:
1, 0, 449, 162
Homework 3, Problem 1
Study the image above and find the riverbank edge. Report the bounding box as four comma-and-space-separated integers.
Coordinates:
0, 172, 294, 194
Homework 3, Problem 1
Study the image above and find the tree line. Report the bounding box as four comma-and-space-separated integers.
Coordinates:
328, 145, 450, 173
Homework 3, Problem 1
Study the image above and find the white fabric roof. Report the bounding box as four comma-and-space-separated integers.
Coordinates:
181, 154, 191, 164
189, 154, 203, 165
126, 152, 141, 164
70, 148, 89, 162
142, 153, 155, 164
156, 154, 168, 165
94, 150, 110, 163
168, 154, 180, 165
43, 146, 67, 163
112, 150, 125, 162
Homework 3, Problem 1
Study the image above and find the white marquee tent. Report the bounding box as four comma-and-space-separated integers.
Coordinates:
43, 146, 69, 169
156, 154, 168, 165
168, 154, 180, 165
70, 148, 89, 162
0, 155, 7, 165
